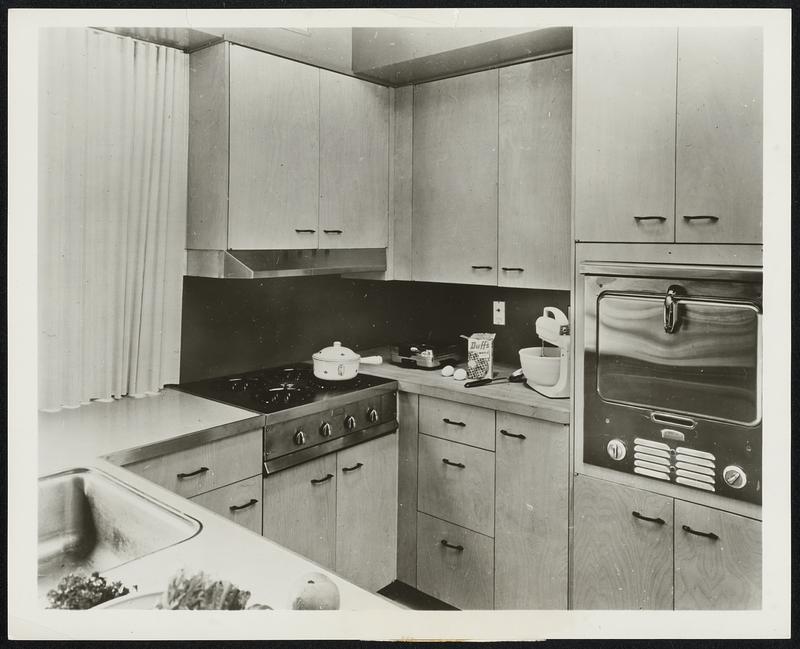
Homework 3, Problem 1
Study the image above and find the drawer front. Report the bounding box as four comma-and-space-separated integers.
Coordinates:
417, 512, 494, 610
190, 475, 262, 535
418, 434, 494, 536
124, 428, 262, 498
419, 395, 495, 451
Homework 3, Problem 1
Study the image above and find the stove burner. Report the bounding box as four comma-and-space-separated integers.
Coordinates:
225, 377, 262, 392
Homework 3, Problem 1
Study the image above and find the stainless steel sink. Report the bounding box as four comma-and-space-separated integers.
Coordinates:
38, 467, 201, 597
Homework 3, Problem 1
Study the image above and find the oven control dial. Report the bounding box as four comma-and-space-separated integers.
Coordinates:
367, 407, 379, 423
607, 439, 627, 461
293, 430, 306, 446
344, 415, 357, 431
723, 465, 747, 489
319, 422, 332, 438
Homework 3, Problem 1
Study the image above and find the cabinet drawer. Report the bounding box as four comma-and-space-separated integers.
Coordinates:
417, 512, 494, 610
418, 396, 495, 451
124, 428, 262, 499
418, 434, 494, 536
190, 475, 262, 535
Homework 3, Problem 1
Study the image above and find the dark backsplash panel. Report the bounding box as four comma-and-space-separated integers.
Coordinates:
180, 276, 570, 382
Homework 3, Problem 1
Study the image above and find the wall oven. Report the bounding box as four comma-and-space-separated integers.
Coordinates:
581, 262, 762, 505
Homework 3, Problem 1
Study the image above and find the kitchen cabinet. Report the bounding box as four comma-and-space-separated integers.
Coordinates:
335, 432, 398, 593
494, 413, 568, 609
319, 71, 390, 249
572, 474, 762, 610
574, 27, 763, 245
190, 475, 262, 535
396, 392, 419, 586
675, 27, 763, 244
418, 395, 495, 451
498, 55, 572, 289
412, 69, 499, 285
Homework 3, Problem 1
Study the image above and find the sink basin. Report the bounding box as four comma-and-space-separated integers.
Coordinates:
38, 468, 201, 598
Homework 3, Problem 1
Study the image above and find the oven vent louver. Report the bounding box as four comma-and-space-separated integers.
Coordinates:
632, 438, 717, 492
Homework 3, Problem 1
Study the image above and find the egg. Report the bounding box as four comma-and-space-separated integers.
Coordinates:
453, 368, 467, 381
440, 365, 455, 377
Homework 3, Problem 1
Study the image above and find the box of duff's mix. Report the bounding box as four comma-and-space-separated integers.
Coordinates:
466, 333, 496, 380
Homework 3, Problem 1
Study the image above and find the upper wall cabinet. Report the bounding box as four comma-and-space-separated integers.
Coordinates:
320, 71, 390, 249
499, 55, 572, 290
187, 43, 390, 251
412, 69, 500, 286
574, 27, 763, 245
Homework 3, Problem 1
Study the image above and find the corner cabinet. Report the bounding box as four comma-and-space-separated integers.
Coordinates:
188, 42, 389, 251
574, 27, 762, 245
572, 475, 762, 610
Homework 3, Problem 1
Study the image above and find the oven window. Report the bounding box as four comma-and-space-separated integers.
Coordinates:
596, 293, 760, 426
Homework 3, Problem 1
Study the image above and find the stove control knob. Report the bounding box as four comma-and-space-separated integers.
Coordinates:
607, 439, 627, 461
367, 407, 379, 423
293, 430, 306, 446
723, 465, 747, 489
319, 422, 332, 438
344, 415, 357, 431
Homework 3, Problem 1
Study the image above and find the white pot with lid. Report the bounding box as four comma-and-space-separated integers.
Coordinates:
312, 341, 383, 381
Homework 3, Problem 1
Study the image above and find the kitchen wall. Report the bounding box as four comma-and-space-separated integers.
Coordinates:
180, 276, 569, 382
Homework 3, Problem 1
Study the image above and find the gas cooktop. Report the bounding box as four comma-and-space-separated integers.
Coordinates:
176, 363, 395, 415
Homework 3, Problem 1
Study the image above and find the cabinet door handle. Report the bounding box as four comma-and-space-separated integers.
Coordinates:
471, 265, 493, 270
499, 429, 526, 440
632, 510, 666, 525
442, 418, 466, 427
310, 473, 334, 485
295, 228, 316, 234
323, 229, 343, 234
440, 539, 464, 552
682, 524, 719, 540
501, 267, 525, 272
176, 467, 209, 479
229, 498, 258, 512
342, 462, 363, 473
682, 215, 720, 223
442, 458, 465, 469
633, 215, 667, 222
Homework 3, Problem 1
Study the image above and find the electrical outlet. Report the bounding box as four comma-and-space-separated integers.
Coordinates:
493, 301, 506, 326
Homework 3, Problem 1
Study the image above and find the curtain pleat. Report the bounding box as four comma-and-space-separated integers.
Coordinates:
38, 28, 188, 411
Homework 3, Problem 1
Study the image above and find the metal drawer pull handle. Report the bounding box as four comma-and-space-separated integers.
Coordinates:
499, 429, 526, 440
323, 229, 343, 234
471, 265, 493, 270
294, 228, 316, 233
683, 215, 720, 222
442, 418, 466, 427
229, 498, 258, 512
442, 458, 465, 468
501, 267, 524, 272
310, 473, 334, 485
342, 462, 363, 473
682, 524, 719, 540
633, 215, 667, 222
176, 467, 209, 479
632, 510, 666, 525
440, 539, 464, 552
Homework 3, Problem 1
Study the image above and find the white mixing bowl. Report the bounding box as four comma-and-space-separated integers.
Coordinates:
519, 347, 561, 387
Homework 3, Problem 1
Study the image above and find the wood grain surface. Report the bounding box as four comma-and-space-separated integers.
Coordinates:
190, 474, 263, 535
396, 392, 419, 585
418, 395, 496, 451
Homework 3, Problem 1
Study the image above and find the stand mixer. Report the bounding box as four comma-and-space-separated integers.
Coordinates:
519, 307, 570, 399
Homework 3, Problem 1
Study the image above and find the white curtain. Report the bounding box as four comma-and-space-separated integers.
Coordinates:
38, 28, 189, 411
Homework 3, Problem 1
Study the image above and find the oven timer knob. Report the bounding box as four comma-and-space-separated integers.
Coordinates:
367, 407, 379, 423
607, 439, 627, 461
344, 415, 357, 431
293, 430, 306, 446
723, 465, 747, 489
319, 422, 332, 438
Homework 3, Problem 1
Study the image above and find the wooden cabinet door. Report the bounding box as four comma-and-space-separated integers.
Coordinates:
572, 475, 674, 609
412, 70, 499, 285
396, 393, 419, 586
494, 414, 568, 609
335, 433, 398, 593
319, 71, 389, 249
573, 28, 677, 242
675, 27, 763, 244
498, 56, 572, 290
190, 475, 262, 535
674, 500, 761, 610
228, 46, 320, 249
261, 454, 337, 570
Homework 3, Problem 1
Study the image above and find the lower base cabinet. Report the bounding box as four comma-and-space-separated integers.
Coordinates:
417, 512, 494, 610
572, 474, 762, 610
190, 475, 263, 535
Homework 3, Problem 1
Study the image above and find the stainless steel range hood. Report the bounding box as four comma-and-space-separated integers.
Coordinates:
186, 248, 386, 279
